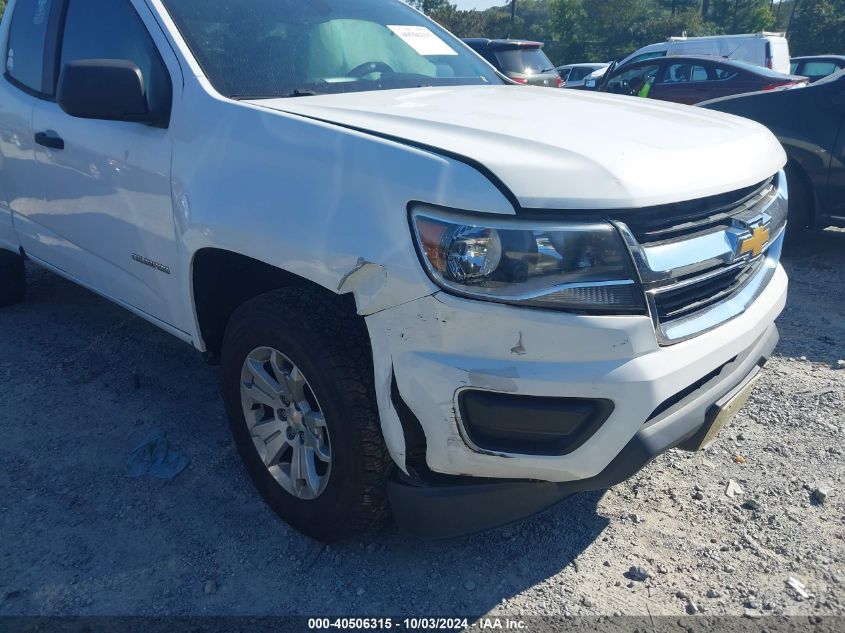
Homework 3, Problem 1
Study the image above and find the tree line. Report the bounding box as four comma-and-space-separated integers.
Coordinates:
409, 0, 844, 65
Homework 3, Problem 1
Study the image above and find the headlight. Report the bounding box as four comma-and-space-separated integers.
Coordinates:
411, 208, 645, 313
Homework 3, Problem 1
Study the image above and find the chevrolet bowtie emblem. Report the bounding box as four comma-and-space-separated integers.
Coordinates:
739, 225, 770, 257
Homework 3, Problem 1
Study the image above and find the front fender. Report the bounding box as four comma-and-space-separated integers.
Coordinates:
174, 81, 515, 328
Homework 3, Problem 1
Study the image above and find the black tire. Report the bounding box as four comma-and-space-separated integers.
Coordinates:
221, 287, 390, 541
784, 164, 813, 247
0, 250, 25, 308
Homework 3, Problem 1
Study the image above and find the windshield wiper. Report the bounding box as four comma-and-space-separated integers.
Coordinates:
286, 89, 318, 98
229, 89, 319, 101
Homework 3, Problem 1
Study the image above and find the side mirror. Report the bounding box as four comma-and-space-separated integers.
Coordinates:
58, 59, 151, 124
585, 78, 596, 89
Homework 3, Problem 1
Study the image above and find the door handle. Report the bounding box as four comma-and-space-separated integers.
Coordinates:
34, 131, 64, 150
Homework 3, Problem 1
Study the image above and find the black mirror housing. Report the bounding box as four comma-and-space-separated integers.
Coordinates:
58, 59, 151, 124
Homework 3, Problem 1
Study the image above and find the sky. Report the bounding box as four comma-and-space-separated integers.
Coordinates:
453, 0, 506, 10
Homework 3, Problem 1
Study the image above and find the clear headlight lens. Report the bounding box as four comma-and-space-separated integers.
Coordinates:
412, 209, 645, 313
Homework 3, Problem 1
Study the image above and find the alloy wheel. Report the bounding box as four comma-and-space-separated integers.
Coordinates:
239, 347, 331, 500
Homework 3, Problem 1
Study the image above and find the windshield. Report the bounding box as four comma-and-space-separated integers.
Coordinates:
495, 47, 554, 75
160, 0, 503, 98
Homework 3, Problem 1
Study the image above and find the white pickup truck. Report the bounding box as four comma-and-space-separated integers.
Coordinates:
0, 0, 789, 541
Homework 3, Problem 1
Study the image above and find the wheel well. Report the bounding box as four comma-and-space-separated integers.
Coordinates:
192, 249, 349, 363
785, 159, 816, 229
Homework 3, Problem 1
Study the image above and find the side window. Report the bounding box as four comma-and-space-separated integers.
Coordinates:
802, 61, 838, 77
569, 68, 589, 81
712, 66, 737, 80
607, 65, 660, 97
664, 63, 692, 83
691, 65, 708, 82
5, 0, 54, 94
59, 0, 172, 122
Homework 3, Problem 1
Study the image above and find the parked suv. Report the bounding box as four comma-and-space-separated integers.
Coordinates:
0, 0, 789, 541
463, 38, 561, 87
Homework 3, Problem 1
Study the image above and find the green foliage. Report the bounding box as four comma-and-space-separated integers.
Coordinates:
705, 0, 776, 33
0, 1, 6, 21
788, 0, 845, 55
406, 0, 453, 12
547, 0, 720, 61
410, 0, 841, 65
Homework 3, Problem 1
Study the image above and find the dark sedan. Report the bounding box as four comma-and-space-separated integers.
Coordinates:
597, 55, 807, 105
701, 71, 845, 235
791, 55, 845, 82
463, 38, 561, 87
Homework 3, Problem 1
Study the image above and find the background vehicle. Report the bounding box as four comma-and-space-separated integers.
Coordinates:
599, 56, 807, 105
620, 33, 791, 74
701, 70, 845, 236
463, 38, 561, 87
791, 55, 845, 82
557, 62, 608, 89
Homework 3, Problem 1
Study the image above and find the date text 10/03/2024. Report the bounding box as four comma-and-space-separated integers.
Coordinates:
307, 618, 527, 630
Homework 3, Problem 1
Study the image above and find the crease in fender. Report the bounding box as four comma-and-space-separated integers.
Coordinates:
510, 331, 527, 356
337, 257, 392, 316
337, 257, 382, 293
361, 291, 439, 318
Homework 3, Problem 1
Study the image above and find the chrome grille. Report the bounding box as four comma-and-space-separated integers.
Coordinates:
615, 171, 788, 345
612, 177, 774, 245
652, 257, 766, 322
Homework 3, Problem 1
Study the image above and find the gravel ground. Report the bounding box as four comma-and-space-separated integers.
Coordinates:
0, 230, 843, 621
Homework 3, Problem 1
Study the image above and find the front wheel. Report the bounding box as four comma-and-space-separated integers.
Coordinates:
221, 287, 390, 541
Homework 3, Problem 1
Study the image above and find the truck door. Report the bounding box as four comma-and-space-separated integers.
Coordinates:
20, 0, 189, 332
0, 0, 58, 253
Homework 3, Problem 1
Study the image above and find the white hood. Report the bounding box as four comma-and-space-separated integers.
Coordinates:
249, 85, 786, 210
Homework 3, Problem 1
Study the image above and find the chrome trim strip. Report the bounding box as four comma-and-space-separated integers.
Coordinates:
650, 256, 760, 295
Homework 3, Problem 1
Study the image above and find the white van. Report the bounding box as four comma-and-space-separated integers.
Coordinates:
619, 33, 791, 75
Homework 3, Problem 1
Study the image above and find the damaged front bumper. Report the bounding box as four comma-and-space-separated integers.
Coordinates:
364, 262, 787, 538
387, 322, 777, 538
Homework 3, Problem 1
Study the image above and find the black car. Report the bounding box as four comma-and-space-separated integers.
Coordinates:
701, 71, 845, 235
463, 38, 561, 87
597, 56, 807, 105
